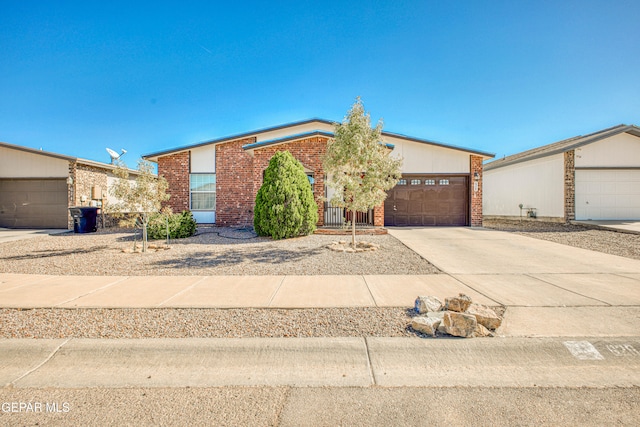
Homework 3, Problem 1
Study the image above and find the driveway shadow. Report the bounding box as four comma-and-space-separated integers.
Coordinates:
1, 246, 110, 261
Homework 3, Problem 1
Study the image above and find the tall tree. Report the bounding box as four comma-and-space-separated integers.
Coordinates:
108, 159, 170, 252
323, 97, 402, 247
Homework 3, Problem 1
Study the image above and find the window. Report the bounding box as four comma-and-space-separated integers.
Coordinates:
439, 179, 449, 185
190, 174, 216, 210
410, 179, 421, 185
397, 179, 407, 185
425, 179, 435, 186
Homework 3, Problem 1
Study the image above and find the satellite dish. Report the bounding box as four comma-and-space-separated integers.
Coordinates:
106, 148, 127, 164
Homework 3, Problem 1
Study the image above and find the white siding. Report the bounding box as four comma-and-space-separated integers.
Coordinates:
256, 121, 334, 142
0, 147, 69, 178
483, 154, 564, 217
575, 133, 640, 168
384, 136, 471, 174
106, 175, 137, 208
190, 145, 216, 173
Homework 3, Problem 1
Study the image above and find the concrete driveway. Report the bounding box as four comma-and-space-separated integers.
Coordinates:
0, 228, 69, 243
388, 227, 640, 337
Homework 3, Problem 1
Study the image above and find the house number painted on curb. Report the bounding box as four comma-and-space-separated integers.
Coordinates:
605, 344, 640, 357
563, 341, 605, 360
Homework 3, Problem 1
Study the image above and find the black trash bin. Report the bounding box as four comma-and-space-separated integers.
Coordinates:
69, 207, 100, 233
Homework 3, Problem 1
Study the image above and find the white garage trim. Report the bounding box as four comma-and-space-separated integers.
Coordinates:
575, 169, 640, 220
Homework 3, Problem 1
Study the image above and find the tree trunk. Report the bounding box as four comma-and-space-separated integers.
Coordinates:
351, 209, 356, 248
142, 217, 148, 253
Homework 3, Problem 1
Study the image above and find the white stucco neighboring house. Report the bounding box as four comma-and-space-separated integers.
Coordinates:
483, 124, 640, 222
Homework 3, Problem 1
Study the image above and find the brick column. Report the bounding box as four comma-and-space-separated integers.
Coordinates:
373, 203, 384, 227
470, 155, 483, 227
158, 152, 190, 214
67, 161, 77, 229
564, 150, 575, 222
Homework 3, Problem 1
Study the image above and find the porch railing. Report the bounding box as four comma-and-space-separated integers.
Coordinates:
323, 203, 373, 228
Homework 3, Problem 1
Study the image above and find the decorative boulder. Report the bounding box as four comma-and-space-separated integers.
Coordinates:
443, 311, 477, 338
415, 296, 443, 314
411, 317, 441, 337
466, 303, 502, 330
474, 323, 494, 338
445, 294, 473, 313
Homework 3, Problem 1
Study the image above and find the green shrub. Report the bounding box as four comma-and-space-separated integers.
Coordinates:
254, 151, 318, 239
147, 211, 197, 240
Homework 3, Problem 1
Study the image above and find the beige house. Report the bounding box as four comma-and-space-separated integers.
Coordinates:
484, 124, 640, 221
0, 142, 139, 229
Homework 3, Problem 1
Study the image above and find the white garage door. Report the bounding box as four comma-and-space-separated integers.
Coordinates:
575, 170, 640, 220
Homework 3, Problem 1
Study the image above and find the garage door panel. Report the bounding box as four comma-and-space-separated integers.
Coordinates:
0, 179, 68, 228
575, 170, 640, 220
385, 175, 469, 226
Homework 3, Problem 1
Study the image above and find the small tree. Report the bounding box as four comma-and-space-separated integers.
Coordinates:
254, 151, 318, 239
323, 97, 402, 247
108, 159, 171, 252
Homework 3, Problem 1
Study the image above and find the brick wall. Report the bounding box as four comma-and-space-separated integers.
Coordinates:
158, 152, 190, 214
470, 155, 483, 227
252, 137, 329, 226
373, 203, 384, 226
564, 150, 575, 222
74, 164, 108, 206
215, 137, 256, 226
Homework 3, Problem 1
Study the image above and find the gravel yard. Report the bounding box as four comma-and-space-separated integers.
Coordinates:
483, 219, 640, 260
0, 227, 439, 276
0, 307, 417, 339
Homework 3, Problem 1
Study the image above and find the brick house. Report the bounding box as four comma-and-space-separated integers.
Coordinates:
144, 119, 494, 228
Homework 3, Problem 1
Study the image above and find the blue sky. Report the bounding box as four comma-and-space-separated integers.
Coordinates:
2, 0, 639, 166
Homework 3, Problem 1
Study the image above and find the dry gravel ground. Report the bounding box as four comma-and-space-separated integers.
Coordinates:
0, 226, 439, 276
483, 219, 640, 260
0, 307, 416, 339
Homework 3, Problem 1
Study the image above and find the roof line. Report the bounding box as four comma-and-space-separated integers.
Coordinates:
143, 118, 334, 159
144, 118, 494, 159
242, 130, 334, 150
0, 141, 143, 173
485, 124, 639, 170
0, 141, 77, 162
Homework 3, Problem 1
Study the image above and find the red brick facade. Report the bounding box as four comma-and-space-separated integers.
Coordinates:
215, 137, 257, 226
470, 155, 483, 227
158, 135, 388, 227
157, 135, 483, 229
158, 152, 190, 214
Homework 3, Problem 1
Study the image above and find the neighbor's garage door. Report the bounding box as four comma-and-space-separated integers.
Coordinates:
575, 170, 640, 220
385, 175, 469, 226
0, 179, 68, 228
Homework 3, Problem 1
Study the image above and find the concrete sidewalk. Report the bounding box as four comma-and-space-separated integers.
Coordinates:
0, 273, 498, 308
573, 219, 640, 235
3, 337, 640, 388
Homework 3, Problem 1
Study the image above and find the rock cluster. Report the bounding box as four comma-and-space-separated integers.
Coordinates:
326, 240, 380, 253
411, 294, 502, 338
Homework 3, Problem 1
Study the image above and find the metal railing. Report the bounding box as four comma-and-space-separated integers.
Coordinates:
323, 203, 373, 228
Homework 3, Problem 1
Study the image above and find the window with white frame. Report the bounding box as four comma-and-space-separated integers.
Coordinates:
190, 174, 216, 210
